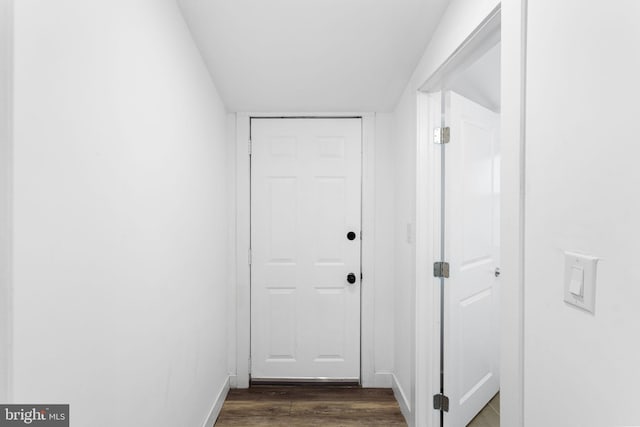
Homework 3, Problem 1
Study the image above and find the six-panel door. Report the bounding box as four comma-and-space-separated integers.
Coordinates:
250, 118, 362, 381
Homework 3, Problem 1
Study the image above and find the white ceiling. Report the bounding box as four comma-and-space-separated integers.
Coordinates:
448, 42, 501, 112
177, 0, 450, 112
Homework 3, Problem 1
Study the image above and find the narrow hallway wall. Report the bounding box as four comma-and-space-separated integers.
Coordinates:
524, 1, 640, 425
11, 1, 229, 426
0, 0, 12, 403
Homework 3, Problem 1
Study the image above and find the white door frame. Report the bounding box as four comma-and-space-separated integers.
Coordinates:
415, 3, 527, 426
231, 112, 378, 388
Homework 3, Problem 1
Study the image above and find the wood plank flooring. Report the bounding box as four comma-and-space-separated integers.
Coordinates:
214, 385, 407, 426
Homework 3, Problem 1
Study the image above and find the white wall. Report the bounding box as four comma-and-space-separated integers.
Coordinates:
0, 0, 12, 404
390, 0, 501, 424
524, 1, 640, 426
373, 113, 395, 382
11, 1, 229, 426
392, 89, 417, 419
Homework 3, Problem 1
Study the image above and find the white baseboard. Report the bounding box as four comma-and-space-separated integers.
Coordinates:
371, 371, 393, 388
202, 376, 230, 427
392, 373, 412, 426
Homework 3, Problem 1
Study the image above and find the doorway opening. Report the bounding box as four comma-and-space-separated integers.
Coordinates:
234, 113, 380, 390
416, 7, 504, 427
439, 52, 502, 427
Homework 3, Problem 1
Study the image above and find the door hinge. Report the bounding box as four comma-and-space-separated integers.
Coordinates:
248, 248, 252, 265
433, 261, 450, 278
433, 127, 450, 144
248, 139, 252, 155
433, 393, 449, 412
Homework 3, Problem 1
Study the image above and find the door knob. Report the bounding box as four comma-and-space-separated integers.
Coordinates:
347, 231, 357, 241
347, 273, 357, 284
495, 268, 501, 277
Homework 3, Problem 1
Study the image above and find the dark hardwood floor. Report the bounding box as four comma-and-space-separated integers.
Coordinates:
214, 385, 407, 426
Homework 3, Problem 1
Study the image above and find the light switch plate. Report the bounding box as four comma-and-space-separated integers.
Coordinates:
564, 251, 598, 313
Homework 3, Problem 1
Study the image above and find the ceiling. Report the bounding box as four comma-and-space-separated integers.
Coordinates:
177, 0, 450, 112
448, 42, 501, 112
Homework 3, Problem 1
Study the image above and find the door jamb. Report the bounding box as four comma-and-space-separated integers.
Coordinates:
414, 92, 441, 427
232, 112, 377, 388
415, 3, 527, 426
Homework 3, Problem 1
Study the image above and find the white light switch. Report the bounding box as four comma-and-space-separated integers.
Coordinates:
569, 266, 584, 296
564, 251, 598, 313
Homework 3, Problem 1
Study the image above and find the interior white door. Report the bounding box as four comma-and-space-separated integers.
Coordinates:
250, 118, 362, 381
443, 92, 500, 426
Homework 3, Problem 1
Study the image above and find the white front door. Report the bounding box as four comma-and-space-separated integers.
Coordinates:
443, 92, 500, 426
250, 118, 362, 381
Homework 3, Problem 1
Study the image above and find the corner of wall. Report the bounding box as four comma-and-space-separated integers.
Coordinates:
201, 375, 230, 427
372, 371, 393, 388
392, 373, 413, 426
226, 112, 238, 383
